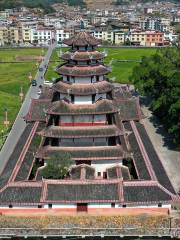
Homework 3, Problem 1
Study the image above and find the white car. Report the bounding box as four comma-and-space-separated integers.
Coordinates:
44, 81, 53, 86
37, 90, 41, 95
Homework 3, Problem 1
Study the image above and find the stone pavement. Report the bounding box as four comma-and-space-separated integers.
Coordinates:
142, 105, 180, 193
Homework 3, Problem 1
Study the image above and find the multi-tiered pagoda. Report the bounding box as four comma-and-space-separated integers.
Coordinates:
0, 31, 178, 212
37, 31, 129, 178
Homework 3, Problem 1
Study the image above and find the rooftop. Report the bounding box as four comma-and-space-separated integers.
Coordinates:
63, 31, 101, 47
56, 64, 110, 77
52, 80, 113, 95
39, 124, 123, 138
46, 99, 118, 115
36, 145, 126, 161
62, 51, 105, 61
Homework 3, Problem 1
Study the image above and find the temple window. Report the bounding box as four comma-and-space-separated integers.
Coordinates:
111, 203, 115, 208
91, 60, 96, 65
98, 172, 101, 177
79, 46, 85, 51
103, 172, 107, 179
48, 204, 52, 208
71, 95, 74, 103
87, 46, 93, 51
78, 61, 87, 66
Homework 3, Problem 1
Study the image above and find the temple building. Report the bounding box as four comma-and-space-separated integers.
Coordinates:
0, 31, 178, 212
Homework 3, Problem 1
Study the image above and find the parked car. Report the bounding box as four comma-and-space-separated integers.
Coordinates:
31, 80, 37, 86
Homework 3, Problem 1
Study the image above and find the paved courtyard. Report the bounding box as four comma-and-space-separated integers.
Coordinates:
142, 105, 180, 193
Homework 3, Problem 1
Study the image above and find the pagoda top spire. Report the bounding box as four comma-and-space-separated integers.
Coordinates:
63, 31, 101, 47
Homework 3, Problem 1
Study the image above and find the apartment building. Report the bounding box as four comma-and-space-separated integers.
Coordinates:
145, 31, 164, 46
114, 31, 125, 45
22, 26, 32, 43
31, 26, 56, 45
140, 18, 171, 32
56, 29, 70, 44
0, 26, 19, 45
93, 30, 114, 44
129, 31, 146, 46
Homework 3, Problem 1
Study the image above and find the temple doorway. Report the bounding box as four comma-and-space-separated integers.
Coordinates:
77, 203, 88, 212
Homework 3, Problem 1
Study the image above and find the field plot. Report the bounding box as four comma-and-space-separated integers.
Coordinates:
0, 48, 45, 133
45, 47, 156, 83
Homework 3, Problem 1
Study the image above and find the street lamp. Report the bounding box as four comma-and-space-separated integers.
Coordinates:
28, 72, 32, 83
19, 86, 24, 103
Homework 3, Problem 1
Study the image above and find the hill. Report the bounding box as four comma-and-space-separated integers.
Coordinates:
0, 0, 85, 13
85, 0, 115, 9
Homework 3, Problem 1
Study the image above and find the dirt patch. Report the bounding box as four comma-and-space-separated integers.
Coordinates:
16, 55, 42, 61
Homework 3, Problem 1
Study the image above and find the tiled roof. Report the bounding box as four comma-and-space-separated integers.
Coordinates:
0, 124, 34, 189
24, 99, 51, 122
56, 64, 110, 76
70, 164, 95, 180
62, 51, 104, 61
39, 85, 53, 100
53, 80, 113, 95
114, 97, 142, 121
46, 182, 119, 202
135, 122, 176, 194
114, 86, 132, 99
15, 124, 44, 181
46, 99, 118, 115
124, 122, 151, 180
0, 186, 41, 204
63, 31, 101, 46
107, 165, 131, 180
39, 125, 123, 138
123, 185, 172, 203
37, 145, 125, 161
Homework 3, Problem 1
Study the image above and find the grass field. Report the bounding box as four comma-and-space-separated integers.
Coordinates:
45, 47, 157, 83
0, 48, 45, 136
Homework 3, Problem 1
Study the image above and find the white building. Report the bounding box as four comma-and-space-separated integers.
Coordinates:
31, 27, 56, 45
56, 29, 70, 45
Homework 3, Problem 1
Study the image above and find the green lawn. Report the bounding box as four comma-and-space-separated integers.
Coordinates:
45, 47, 157, 83
0, 48, 45, 62
0, 48, 46, 134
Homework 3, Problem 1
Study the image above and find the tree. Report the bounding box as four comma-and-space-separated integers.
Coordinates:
41, 152, 73, 179
130, 47, 180, 146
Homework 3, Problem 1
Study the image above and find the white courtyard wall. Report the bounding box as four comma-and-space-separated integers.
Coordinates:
91, 160, 122, 175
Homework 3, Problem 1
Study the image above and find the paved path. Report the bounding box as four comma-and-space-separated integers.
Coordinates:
142, 105, 180, 192
0, 42, 56, 175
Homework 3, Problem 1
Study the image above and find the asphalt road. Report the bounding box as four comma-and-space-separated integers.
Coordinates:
0, 42, 56, 175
